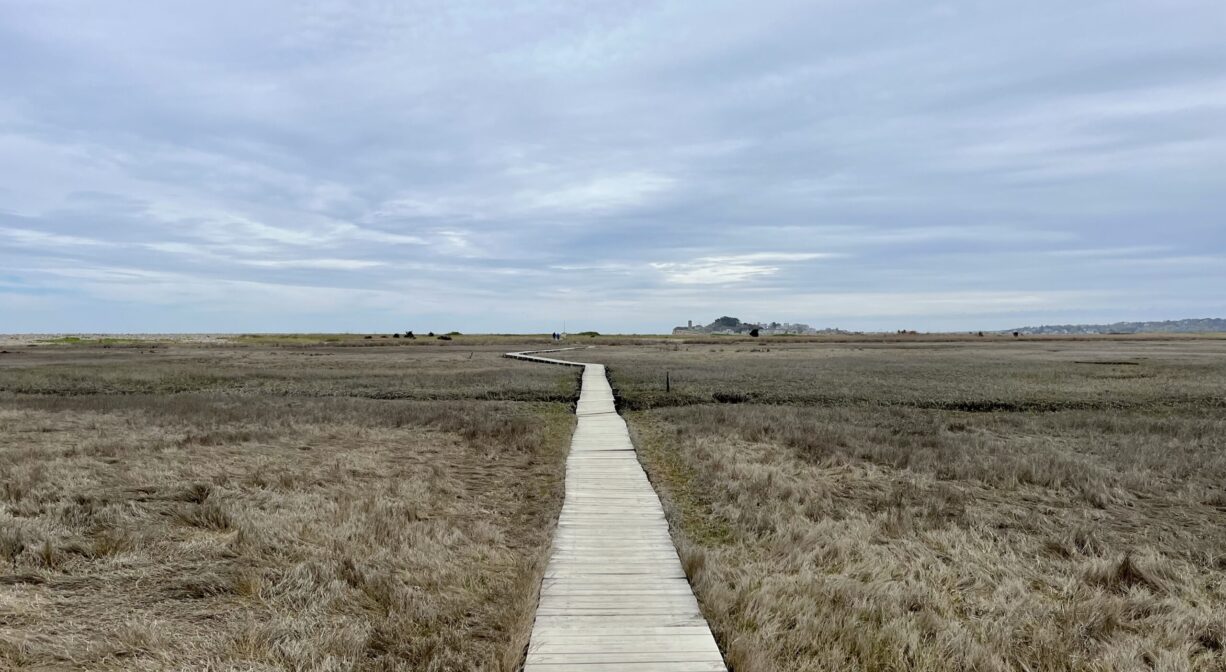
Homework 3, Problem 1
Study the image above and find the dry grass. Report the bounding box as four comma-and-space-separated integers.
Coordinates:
0, 344, 578, 402
7, 337, 1225, 671
561, 340, 1226, 672
0, 344, 579, 671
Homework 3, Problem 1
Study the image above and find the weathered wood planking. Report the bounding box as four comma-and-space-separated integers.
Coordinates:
506, 349, 727, 672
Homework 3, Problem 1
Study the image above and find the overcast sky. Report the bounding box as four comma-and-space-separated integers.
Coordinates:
1, 1, 1223, 333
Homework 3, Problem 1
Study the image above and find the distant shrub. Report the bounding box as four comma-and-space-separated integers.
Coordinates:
427, 332, 435, 337
392, 333, 400, 339
405, 331, 415, 339
713, 391, 751, 404
576, 331, 600, 337
437, 335, 453, 341
446, 331, 462, 336
364, 335, 373, 339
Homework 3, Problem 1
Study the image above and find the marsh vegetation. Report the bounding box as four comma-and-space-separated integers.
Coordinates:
4, 336, 1224, 671
0, 344, 578, 671
550, 340, 1226, 671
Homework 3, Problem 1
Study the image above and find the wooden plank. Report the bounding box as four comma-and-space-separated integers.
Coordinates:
531, 626, 715, 638
530, 644, 721, 659
525, 663, 726, 672
507, 349, 728, 672
527, 644, 724, 658
530, 614, 709, 628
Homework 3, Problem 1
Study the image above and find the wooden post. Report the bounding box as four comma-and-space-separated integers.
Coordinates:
666, 371, 670, 393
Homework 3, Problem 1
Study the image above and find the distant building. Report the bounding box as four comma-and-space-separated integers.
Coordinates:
671, 316, 840, 336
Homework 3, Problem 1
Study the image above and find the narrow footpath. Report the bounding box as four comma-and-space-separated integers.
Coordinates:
507, 349, 727, 672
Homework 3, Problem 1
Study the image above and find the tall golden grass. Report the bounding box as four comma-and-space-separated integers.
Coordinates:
0, 344, 578, 671
567, 339, 1226, 671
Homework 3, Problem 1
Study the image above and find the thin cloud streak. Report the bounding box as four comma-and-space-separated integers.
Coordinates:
651, 252, 840, 285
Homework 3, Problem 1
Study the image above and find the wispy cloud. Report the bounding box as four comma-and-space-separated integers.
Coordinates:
652, 252, 837, 285
1043, 246, 1169, 258
0, 226, 110, 248
0, 0, 1222, 332
239, 258, 386, 270
517, 172, 676, 214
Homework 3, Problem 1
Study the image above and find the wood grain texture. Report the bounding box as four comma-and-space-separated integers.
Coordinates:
506, 349, 727, 671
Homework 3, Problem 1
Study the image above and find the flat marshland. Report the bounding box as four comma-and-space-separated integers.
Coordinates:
0, 341, 579, 671
552, 338, 1226, 671
3, 336, 1225, 672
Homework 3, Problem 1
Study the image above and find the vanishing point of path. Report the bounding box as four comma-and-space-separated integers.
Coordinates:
507, 349, 727, 671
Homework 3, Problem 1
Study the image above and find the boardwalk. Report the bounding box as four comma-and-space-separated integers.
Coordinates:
506, 349, 727, 672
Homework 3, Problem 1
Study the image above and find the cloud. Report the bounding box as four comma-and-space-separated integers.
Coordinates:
517, 172, 676, 214
240, 258, 385, 270
652, 252, 837, 285
338, 223, 427, 246
682, 289, 1105, 318
158, 210, 426, 249
0, 226, 110, 248
0, 0, 1222, 332
24, 264, 411, 313
1043, 246, 1169, 258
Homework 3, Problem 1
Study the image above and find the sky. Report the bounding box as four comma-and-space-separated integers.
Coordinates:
1, 0, 1223, 334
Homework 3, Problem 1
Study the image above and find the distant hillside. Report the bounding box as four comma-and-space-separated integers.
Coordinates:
1005, 318, 1226, 335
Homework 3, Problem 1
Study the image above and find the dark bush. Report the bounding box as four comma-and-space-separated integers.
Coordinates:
713, 391, 751, 404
